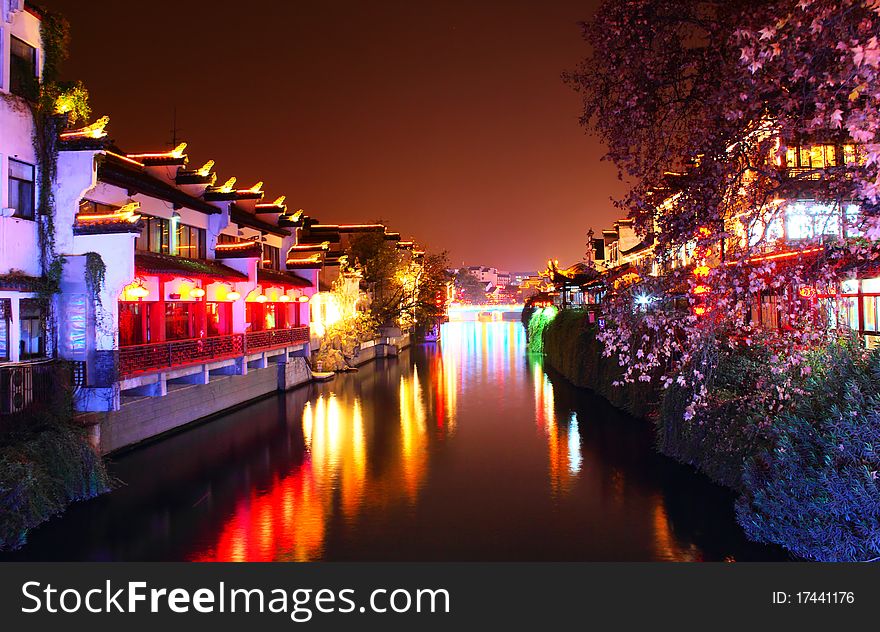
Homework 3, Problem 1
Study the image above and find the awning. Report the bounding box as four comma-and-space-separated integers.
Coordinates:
257, 267, 312, 289
135, 252, 247, 282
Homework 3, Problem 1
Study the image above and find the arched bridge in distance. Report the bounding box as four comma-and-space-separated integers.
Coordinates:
447, 303, 524, 322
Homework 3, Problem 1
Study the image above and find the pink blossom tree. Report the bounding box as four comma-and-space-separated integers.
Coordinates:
566, 0, 880, 416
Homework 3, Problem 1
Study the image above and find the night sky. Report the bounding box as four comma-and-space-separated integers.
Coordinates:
39, 0, 624, 271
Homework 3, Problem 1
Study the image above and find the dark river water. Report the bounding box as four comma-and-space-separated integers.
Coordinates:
7, 321, 786, 561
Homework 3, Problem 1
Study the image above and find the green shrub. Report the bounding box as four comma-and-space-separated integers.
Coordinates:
658, 383, 767, 489
656, 340, 775, 490
526, 306, 557, 354
0, 394, 110, 550
541, 309, 658, 418
736, 342, 880, 561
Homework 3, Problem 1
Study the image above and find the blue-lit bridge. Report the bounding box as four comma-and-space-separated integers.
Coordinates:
447, 303, 524, 322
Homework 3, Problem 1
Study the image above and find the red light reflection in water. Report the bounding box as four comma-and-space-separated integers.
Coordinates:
190, 461, 325, 562
191, 368, 437, 561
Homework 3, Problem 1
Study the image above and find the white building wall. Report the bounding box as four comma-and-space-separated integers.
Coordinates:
0, 4, 42, 277
1, 2, 41, 95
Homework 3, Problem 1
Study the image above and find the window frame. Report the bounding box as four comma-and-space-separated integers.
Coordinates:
18, 298, 46, 360
8, 158, 36, 220
9, 35, 37, 99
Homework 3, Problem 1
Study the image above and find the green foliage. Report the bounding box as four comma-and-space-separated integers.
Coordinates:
38, 10, 71, 87
0, 13, 108, 550
84, 252, 106, 307
413, 251, 451, 324
315, 313, 380, 371
526, 306, 556, 354
453, 268, 487, 304
28, 9, 88, 354
342, 230, 447, 328
0, 385, 110, 551
51, 82, 91, 125
540, 309, 658, 418
736, 342, 880, 561
658, 384, 768, 490
656, 339, 778, 489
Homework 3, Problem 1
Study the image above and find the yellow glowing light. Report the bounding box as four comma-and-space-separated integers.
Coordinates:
60, 115, 109, 140
78, 201, 142, 224
127, 142, 188, 160
248, 181, 264, 193
190, 287, 206, 298
286, 254, 323, 266
218, 177, 237, 193
197, 160, 215, 176
298, 296, 309, 303
291, 209, 304, 222
693, 265, 711, 277
216, 241, 258, 251
123, 280, 150, 300
256, 294, 268, 303
698, 226, 712, 237
226, 290, 241, 301
279, 295, 291, 303
692, 284, 710, 295
272, 196, 286, 206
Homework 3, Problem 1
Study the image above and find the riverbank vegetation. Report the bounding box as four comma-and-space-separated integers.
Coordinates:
314, 231, 450, 370
533, 309, 880, 561
0, 375, 110, 551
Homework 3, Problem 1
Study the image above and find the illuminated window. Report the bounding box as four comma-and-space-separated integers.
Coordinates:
843, 144, 866, 166
784, 202, 841, 241
164, 302, 194, 341
135, 215, 205, 258
837, 296, 859, 331
862, 277, 880, 293
206, 302, 232, 336
261, 245, 280, 270
864, 296, 879, 332
786, 144, 838, 179
118, 302, 149, 346
845, 204, 862, 237
748, 214, 784, 246
175, 223, 206, 258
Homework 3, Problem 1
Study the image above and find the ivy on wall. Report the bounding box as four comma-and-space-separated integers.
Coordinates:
28, 11, 93, 350
84, 252, 105, 307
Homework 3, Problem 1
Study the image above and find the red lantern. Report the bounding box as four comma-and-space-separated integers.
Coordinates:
798, 286, 817, 299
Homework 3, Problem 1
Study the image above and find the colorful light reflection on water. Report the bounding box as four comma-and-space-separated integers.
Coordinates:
6, 321, 785, 561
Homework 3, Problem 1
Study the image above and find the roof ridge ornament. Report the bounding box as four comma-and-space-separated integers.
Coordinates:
60, 115, 110, 140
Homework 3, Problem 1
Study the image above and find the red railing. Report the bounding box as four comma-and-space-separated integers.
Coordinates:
245, 326, 310, 351
118, 327, 310, 378
119, 334, 245, 378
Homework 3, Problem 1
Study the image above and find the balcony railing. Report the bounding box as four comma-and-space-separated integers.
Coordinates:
245, 326, 310, 352
0, 360, 82, 416
119, 334, 245, 378
118, 327, 310, 378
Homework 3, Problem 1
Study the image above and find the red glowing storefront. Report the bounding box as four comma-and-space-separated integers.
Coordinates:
117, 252, 312, 377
